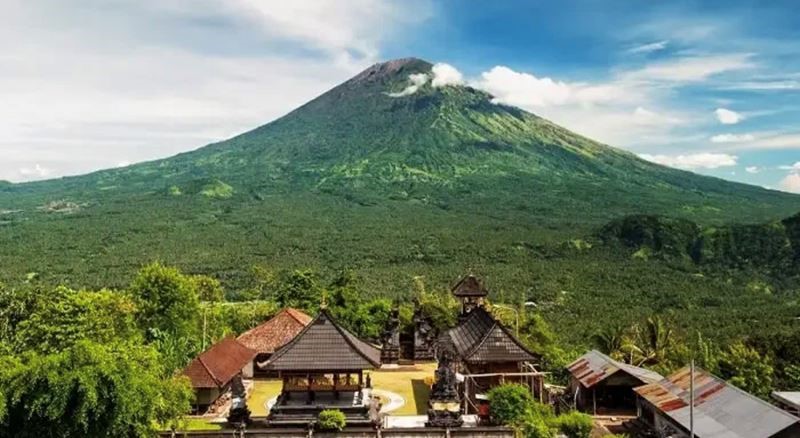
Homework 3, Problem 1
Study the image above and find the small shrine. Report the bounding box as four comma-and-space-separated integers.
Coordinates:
262, 309, 382, 426
226, 374, 251, 430
426, 349, 463, 428
451, 275, 488, 317
413, 300, 436, 361
380, 307, 401, 365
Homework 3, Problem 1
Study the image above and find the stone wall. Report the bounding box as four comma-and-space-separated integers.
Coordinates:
160, 426, 514, 438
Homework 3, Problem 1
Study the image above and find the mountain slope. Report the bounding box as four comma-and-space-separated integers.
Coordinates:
0, 57, 798, 292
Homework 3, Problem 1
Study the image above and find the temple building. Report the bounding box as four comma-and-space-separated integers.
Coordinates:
262, 309, 382, 426
567, 350, 663, 415
451, 275, 489, 317
439, 275, 543, 412
237, 307, 312, 375
182, 336, 257, 413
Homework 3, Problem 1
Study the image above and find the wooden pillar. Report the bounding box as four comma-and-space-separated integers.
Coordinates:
333, 373, 339, 400
358, 371, 364, 388
592, 387, 596, 415
307, 373, 313, 405
539, 375, 544, 403
463, 377, 470, 414
283, 375, 290, 401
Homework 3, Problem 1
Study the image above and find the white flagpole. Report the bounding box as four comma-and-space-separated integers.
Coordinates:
690, 359, 695, 438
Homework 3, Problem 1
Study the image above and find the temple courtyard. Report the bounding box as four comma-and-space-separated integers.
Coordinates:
250, 362, 435, 417
187, 363, 436, 430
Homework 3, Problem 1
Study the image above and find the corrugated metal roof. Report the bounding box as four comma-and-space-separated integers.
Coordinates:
773, 391, 800, 409
567, 350, 663, 388
264, 309, 381, 371
635, 367, 800, 438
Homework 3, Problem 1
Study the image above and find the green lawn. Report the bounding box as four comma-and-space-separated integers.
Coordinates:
249, 379, 283, 416
370, 362, 436, 415
158, 418, 222, 432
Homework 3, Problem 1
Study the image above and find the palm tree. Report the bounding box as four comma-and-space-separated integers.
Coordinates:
632, 315, 674, 366
592, 325, 626, 360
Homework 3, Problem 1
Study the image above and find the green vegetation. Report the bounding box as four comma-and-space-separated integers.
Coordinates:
0, 57, 798, 422
0, 280, 195, 437
487, 383, 535, 425
317, 409, 346, 431
487, 383, 592, 438
550, 411, 593, 438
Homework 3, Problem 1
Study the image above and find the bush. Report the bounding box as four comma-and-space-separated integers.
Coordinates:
487, 383, 535, 426
522, 412, 555, 438
317, 409, 346, 431
550, 411, 593, 438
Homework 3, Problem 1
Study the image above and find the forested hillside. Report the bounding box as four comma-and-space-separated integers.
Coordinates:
0, 58, 798, 354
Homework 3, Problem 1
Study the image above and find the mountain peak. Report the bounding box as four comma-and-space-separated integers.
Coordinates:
350, 57, 432, 84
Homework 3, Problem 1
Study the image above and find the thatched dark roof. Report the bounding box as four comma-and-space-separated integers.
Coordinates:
264, 309, 381, 371
451, 275, 488, 298
441, 307, 539, 364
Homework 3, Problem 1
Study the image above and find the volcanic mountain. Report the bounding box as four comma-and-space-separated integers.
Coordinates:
0, 57, 798, 291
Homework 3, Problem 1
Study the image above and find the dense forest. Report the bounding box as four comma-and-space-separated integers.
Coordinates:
0, 260, 797, 437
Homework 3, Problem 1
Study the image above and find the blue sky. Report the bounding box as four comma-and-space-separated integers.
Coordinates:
1, 0, 798, 192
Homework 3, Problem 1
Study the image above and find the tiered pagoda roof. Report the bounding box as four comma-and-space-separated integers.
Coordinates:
264, 309, 381, 371
451, 275, 488, 298
183, 336, 257, 389
237, 307, 312, 355
441, 307, 539, 364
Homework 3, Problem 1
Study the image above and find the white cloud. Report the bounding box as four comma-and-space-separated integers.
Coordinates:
710, 133, 754, 143
632, 107, 682, 126
715, 108, 743, 124
431, 63, 464, 87
750, 134, 800, 150
0, 0, 432, 182
779, 162, 800, 171
628, 40, 669, 54
639, 153, 738, 170
476, 66, 573, 107
230, 0, 432, 61
622, 54, 753, 83
387, 73, 429, 97
470, 64, 688, 149
18, 164, 51, 179
745, 166, 761, 174
780, 173, 800, 194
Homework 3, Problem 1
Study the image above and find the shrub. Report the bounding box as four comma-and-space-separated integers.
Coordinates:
522, 412, 556, 438
317, 409, 346, 431
487, 383, 535, 426
550, 411, 593, 438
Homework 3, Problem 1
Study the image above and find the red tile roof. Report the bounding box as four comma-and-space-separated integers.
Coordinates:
237, 308, 312, 355
183, 336, 257, 389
